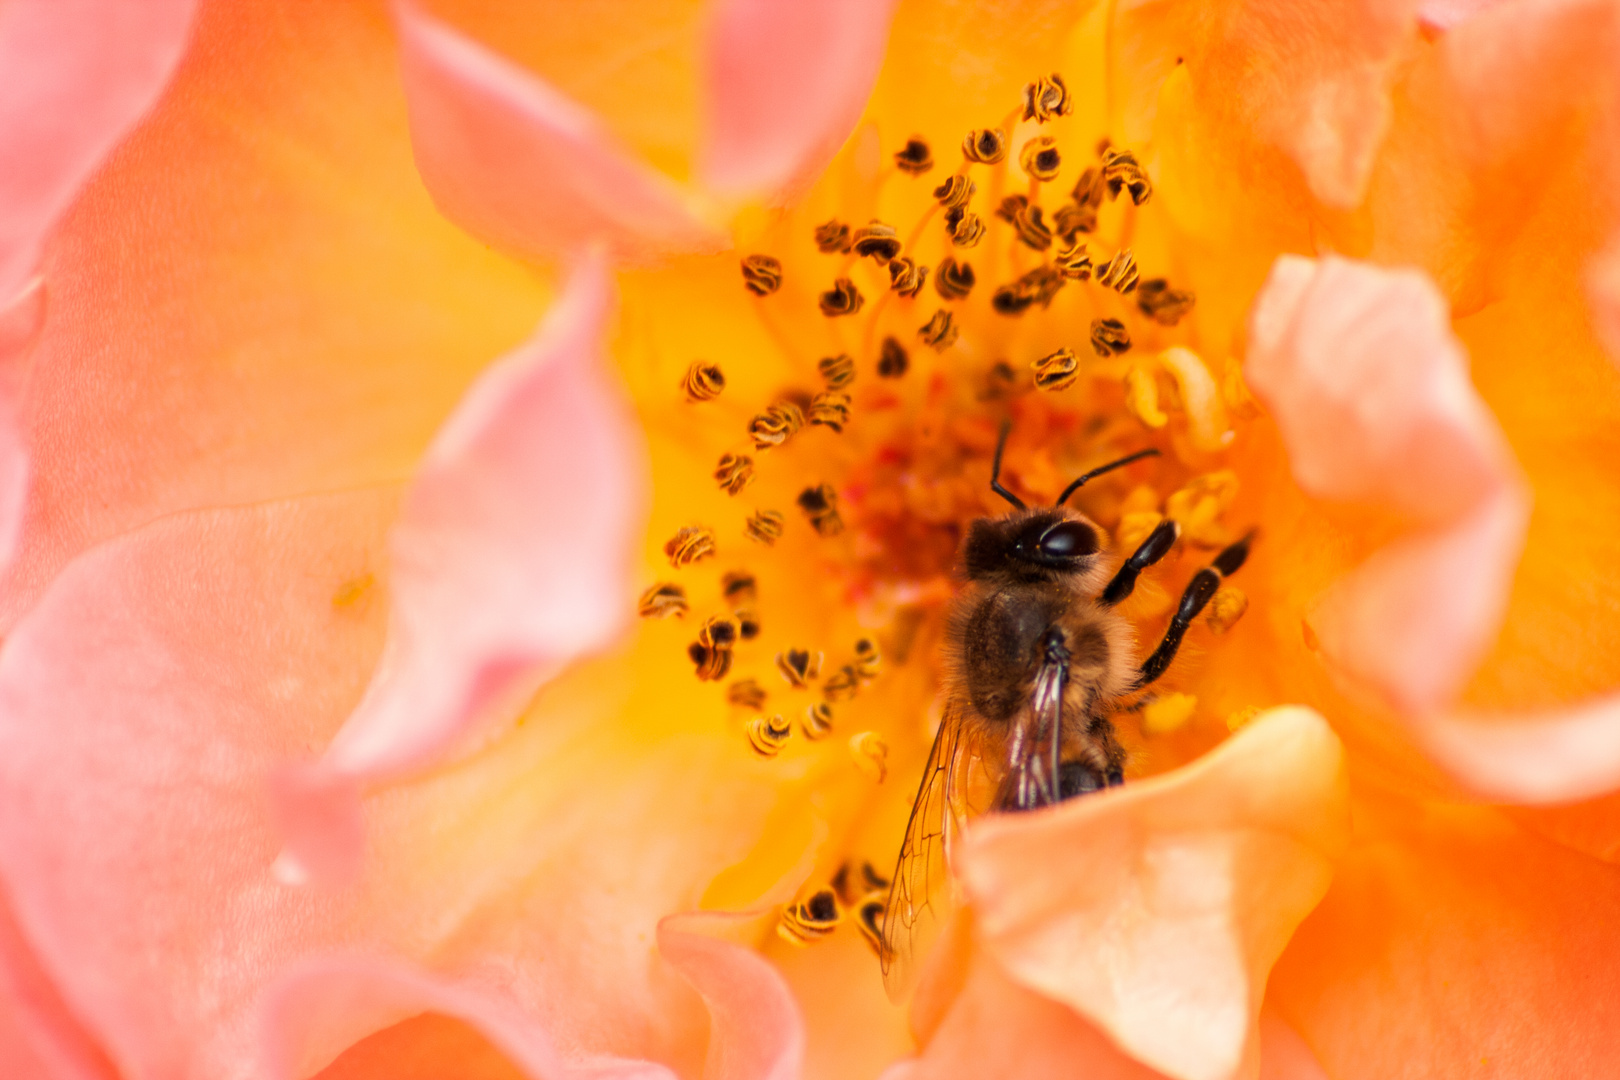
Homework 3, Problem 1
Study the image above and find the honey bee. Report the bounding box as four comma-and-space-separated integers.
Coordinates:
879, 421, 1253, 995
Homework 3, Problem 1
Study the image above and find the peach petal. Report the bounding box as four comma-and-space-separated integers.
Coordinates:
1416, 692, 1620, 803
0, 0, 195, 302
396, 2, 724, 263
1415, 0, 1507, 35
1246, 254, 1529, 715
275, 254, 646, 886
0, 280, 41, 572
0, 883, 118, 1080
957, 708, 1349, 1080
1589, 240, 1620, 366
702, 0, 897, 199
262, 957, 674, 1080
658, 917, 804, 1080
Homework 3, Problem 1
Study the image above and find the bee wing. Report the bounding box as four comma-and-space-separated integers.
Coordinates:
881, 702, 970, 1001
998, 646, 1067, 811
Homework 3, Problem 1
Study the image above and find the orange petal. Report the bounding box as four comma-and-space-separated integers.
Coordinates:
396, 2, 724, 262
957, 708, 1349, 1080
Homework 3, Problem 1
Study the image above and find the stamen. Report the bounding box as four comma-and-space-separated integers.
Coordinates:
1053, 201, 1096, 240
714, 452, 756, 494
1159, 346, 1233, 451
1166, 471, 1241, 546
894, 138, 934, 176
1095, 249, 1139, 293
991, 265, 1064, 315
797, 484, 845, 536
1011, 203, 1053, 251
1226, 706, 1263, 732
664, 526, 716, 567
1101, 147, 1153, 204
962, 127, 1008, 164
981, 361, 1019, 399
1019, 136, 1062, 182
855, 896, 887, 955
823, 664, 861, 702
747, 714, 793, 759
740, 254, 783, 296
878, 337, 910, 378
802, 702, 835, 739
935, 258, 976, 300
995, 194, 1028, 224
818, 353, 855, 389
690, 617, 737, 681
1142, 691, 1197, 735
852, 221, 903, 264
778, 889, 840, 944
728, 678, 768, 709
853, 638, 881, 680
736, 610, 761, 639
808, 392, 852, 432
722, 570, 757, 607
1022, 73, 1073, 122
637, 582, 688, 619
1124, 362, 1169, 428
1072, 165, 1106, 209
815, 219, 853, 254
776, 647, 824, 688
1137, 278, 1196, 325
1090, 317, 1132, 356
888, 257, 928, 297
681, 361, 726, 402
819, 278, 865, 316
1054, 240, 1092, 279
944, 208, 986, 247
918, 309, 959, 350
744, 509, 785, 546
849, 731, 890, 781
750, 401, 805, 450
1206, 586, 1248, 633
1033, 347, 1081, 392
933, 175, 974, 210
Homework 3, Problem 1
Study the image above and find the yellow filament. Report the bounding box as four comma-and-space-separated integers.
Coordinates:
1159, 346, 1233, 451
1124, 361, 1168, 428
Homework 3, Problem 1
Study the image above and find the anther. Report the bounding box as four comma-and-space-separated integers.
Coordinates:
1022, 73, 1073, 122
745, 509, 785, 546
894, 137, 934, 175
808, 391, 852, 432
714, 452, 756, 495
918, 308, 959, 350
849, 731, 889, 781
747, 714, 793, 759
797, 484, 845, 537
1206, 585, 1248, 634
1053, 201, 1096, 239
802, 701, 834, 740
933, 174, 974, 211
1019, 136, 1062, 182
688, 640, 733, 681
1090, 317, 1132, 356
740, 254, 782, 296
823, 664, 861, 702
962, 127, 1008, 164
665, 526, 716, 567
736, 610, 761, 640
934, 258, 976, 301
681, 361, 726, 402
945, 207, 985, 247
776, 647, 824, 688
855, 896, 886, 955
851, 221, 902, 264
818, 353, 855, 389
722, 570, 758, 608
1072, 165, 1106, 209
777, 888, 840, 944
699, 615, 738, 650
991, 265, 1064, 315
1138, 279, 1196, 325
749, 401, 805, 450
996, 194, 1028, 224
1010, 202, 1053, 251
1055, 240, 1092, 279
819, 278, 865, 316
1033, 347, 1081, 392
728, 678, 767, 710
815, 219, 852, 254
637, 582, 688, 619
1166, 471, 1241, 546
1095, 249, 1139, 293
1101, 147, 1153, 204
878, 337, 909, 378
888, 256, 929, 297
853, 638, 881, 680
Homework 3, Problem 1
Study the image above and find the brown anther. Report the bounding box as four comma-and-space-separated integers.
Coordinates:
823, 664, 861, 702
849, 731, 889, 781
996, 194, 1028, 224
1011, 202, 1053, 251
878, 336, 909, 378
934, 257, 976, 301
776, 647, 824, 688
1137, 278, 1197, 325
728, 678, 767, 710
962, 127, 1008, 164
888, 256, 929, 297
721, 570, 758, 608
818, 353, 855, 389
747, 714, 793, 759
851, 221, 902, 265
797, 484, 845, 537
991, 264, 1064, 316
819, 277, 865, 316
1072, 166, 1106, 209
637, 582, 688, 619
740, 254, 782, 296
681, 361, 726, 402
1032, 347, 1081, 392
945, 207, 985, 247
933, 174, 975, 211
1090, 317, 1132, 356
814, 219, 852, 254
1101, 147, 1153, 204
802, 701, 834, 740
777, 888, 840, 944
713, 452, 756, 495
853, 638, 881, 680
1053, 202, 1097, 240
688, 640, 733, 681
1095, 249, 1139, 293
1055, 240, 1092, 280
749, 401, 805, 450
918, 308, 959, 351
1019, 136, 1062, 182
855, 896, 887, 955
979, 360, 1019, 400
699, 615, 738, 651
665, 526, 716, 567
744, 509, 785, 546
1022, 73, 1073, 122
736, 609, 761, 640
894, 137, 934, 175
808, 392, 852, 433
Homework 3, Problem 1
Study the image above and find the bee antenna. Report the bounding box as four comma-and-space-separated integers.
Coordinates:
1055, 448, 1160, 506
990, 419, 1027, 510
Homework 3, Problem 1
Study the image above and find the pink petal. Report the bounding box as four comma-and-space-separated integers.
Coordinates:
274, 253, 646, 886
0, 280, 41, 572
702, 0, 897, 199
1415, 0, 1508, 35
958, 708, 1349, 1080
658, 916, 804, 1080
1245, 254, 1530, 715
0, 0, 195, 302
396, 3, 724, 264
1416, 693, 1620, 803
0, 885, 118, 1080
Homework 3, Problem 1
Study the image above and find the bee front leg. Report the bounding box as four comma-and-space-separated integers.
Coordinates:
1101, 519, 1180, 605
1136, 531, 1254, 686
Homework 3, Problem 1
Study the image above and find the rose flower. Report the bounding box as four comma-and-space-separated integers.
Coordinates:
2, 0, 1620, 1078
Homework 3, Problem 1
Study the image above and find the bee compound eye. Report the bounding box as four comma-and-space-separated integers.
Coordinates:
1038, 521, 1098, 559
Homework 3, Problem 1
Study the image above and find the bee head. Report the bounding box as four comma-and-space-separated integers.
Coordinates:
960, 508, 1104, 583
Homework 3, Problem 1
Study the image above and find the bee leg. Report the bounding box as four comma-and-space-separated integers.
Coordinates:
1136, 531, 1254, 686
1102, 519, 1181, 605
